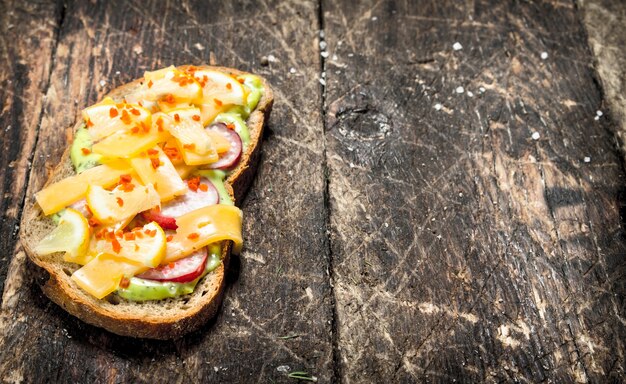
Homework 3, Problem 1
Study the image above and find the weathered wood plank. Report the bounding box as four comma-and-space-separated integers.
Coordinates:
581, 0, 626, 158
0, 0, 333, 382
0, 1, 62, 301
323, 0, 626, 382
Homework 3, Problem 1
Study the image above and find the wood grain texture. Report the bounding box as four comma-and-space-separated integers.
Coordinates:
581, 0, 626, 158
0, 0, 333, 383
322, 0, 626, 382
0, 1, 62, 302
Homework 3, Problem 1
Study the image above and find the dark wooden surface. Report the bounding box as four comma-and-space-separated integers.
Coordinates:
1, 0, 625, 383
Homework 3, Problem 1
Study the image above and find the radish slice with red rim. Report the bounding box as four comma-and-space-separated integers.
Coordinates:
142, 177, 218, 229
137, 247, 208, 283
206, 122, 242, 170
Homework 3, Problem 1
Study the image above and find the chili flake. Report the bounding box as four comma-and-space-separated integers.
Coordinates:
81, 147, 91, 155
187, 232, 200, 240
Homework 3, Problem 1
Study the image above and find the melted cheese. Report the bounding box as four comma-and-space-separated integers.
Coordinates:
71, 253, 147, 299
35, 160, 132, 215
164, 205, 243, 263
130, 146, 188, 202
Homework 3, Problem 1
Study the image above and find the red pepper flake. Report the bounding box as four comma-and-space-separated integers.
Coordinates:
120, 109, 132, 124
150, 157, 161, 169
163, 146, 180, 160
119, 277, 130, 289
115, 230, 124, 238
105, 230, 115, 240
130, 126, 140, 134
162, 94, 175, 105
142, 121, 150, 133
120, 182, 135, 192
199, 183, 208, 192
226, 82, 232, 90
130, 108, 141, 116
86, 118, 94, 127
147, 148, 159, 156
135, 231, 144, 239
88, 218, 100, 227
120, 174, 132, 184
174, 113, 180, 123
187, 232, 200, 240
166, 235, 174, 242
192, 115, 201, 122
109, 107, 119, 118
148, 229, 157, 237
111, 236, 121, 253
116, 197, 124, 207
214, 98, 223, 107
226, 123, 236, 130
147, 80, 153, 88
237, 78, 245, 84
187, 176, 200, 192
81, 147, 91, 155
183, 143, 195, 151
116, 103, 125, 109
156, 117, 164, 132
124, 232, 136, 241
168, 262, 176, 269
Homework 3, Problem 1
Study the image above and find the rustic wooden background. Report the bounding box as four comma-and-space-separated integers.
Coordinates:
1, 0, 625, 382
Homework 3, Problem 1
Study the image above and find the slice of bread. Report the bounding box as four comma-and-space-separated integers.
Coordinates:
19, 65, 273, 339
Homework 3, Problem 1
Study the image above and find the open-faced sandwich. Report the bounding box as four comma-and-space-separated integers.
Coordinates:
19, 65, 273, 339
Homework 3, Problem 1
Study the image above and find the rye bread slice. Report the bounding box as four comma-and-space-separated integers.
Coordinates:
19, 65, 273, 339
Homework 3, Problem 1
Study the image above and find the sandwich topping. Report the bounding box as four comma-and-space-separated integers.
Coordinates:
34, 66, 263, 301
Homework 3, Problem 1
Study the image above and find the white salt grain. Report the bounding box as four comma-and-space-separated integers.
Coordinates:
531, 132, 540, 140
453, 42, 463, 51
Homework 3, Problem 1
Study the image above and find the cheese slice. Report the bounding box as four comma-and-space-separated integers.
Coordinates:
72, 253, 148, 299
82, 100, 151, 141
164, 205, 243, 263
130, 146, 188, 202
35, 160, 132, 215
163, 109, 213, 155
126, 67, 203, 106
92, 119, 170, 158
174, 163, 196, 179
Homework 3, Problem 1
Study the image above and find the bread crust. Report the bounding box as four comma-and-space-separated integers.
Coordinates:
19, 65, 273, 339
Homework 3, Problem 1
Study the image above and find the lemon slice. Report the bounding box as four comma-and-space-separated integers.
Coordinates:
34, 208, 90, 262
91, 222, 166, 267
87, 183, 160, 225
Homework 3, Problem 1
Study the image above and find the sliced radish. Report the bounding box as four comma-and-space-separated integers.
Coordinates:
142, 177, 218, 229
69, 199, 91, 218
206, 122, 242, 170
137, 247, 207, 283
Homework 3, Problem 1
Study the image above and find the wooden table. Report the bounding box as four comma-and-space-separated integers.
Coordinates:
1, 1, 625, 382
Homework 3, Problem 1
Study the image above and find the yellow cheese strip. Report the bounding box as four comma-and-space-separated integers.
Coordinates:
126, 67, 203, 105
71, 253, 148, 299
164, 205, 243, 263
130, 146, 188, 202
35, 160, 132, 215
92, 122, 170, 158
164, 108, 212, 155
174, 163, 196, 179
175, 139, 219, 166
205, 130, 231, 154
82, 100, 151, 141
